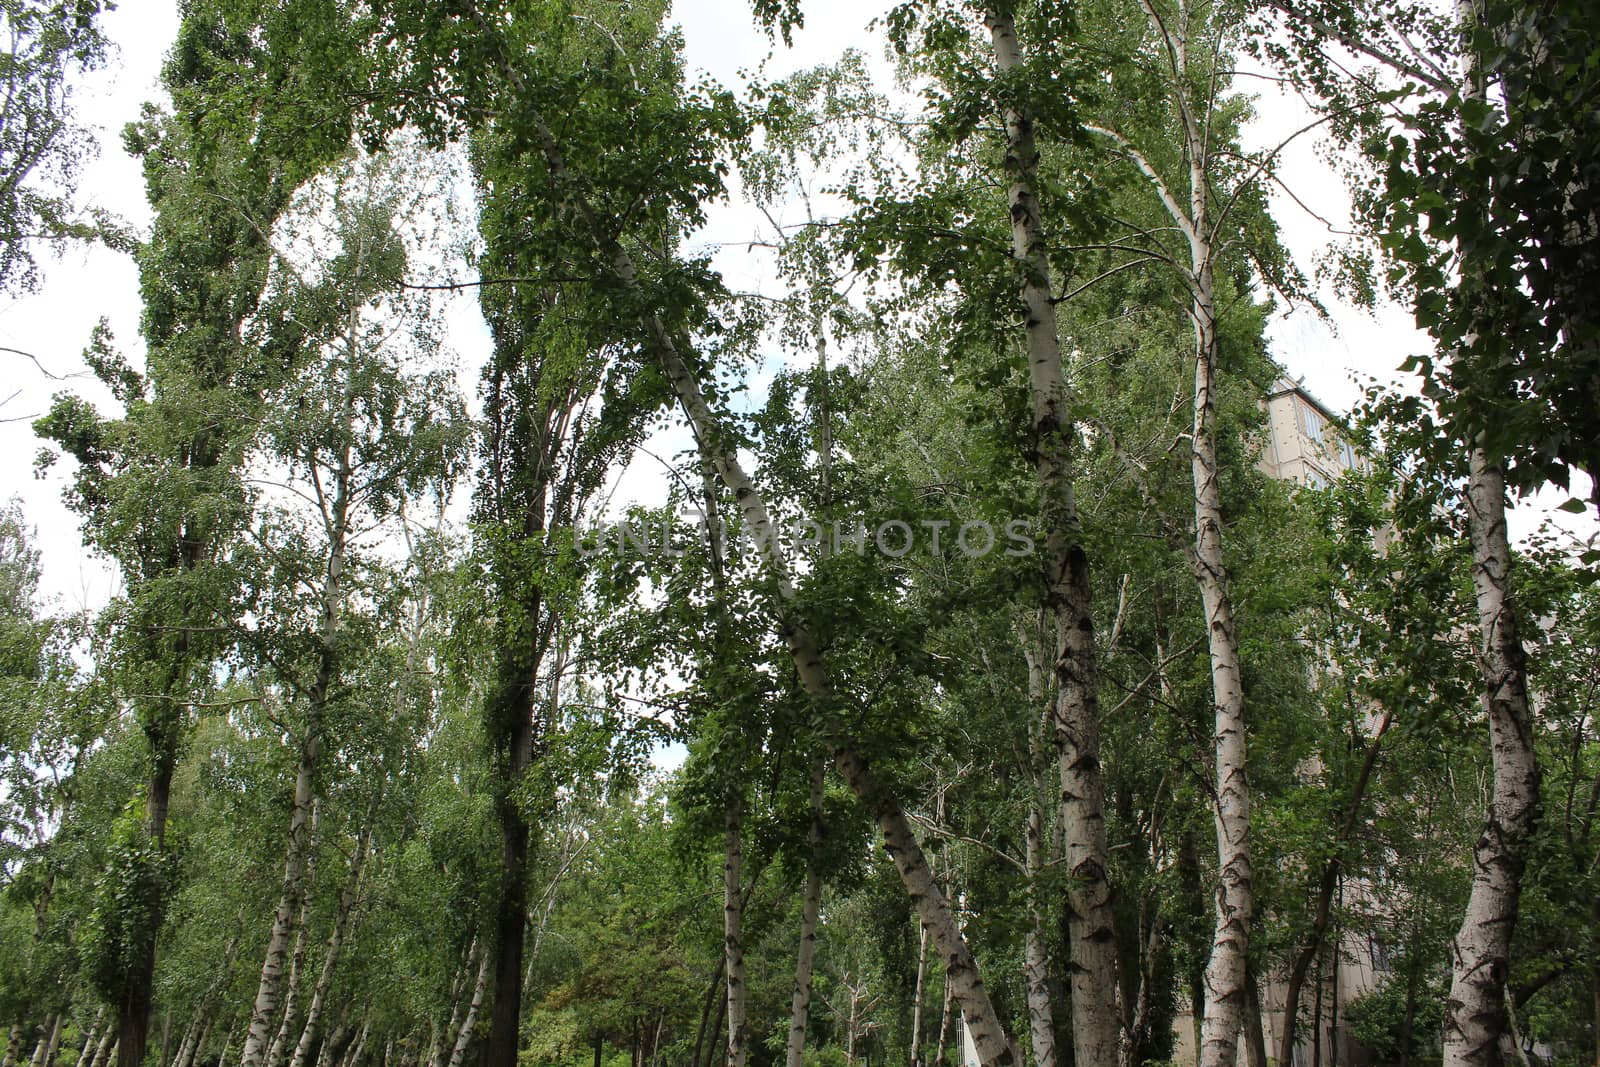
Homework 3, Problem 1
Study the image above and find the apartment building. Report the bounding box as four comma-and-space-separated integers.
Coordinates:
1259, 376, 1364, 487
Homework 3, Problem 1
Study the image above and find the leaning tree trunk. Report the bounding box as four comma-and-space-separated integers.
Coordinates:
982, 10, 1119, 1067
76, 1010, 107, 1067
724, 788, 749, 1067
532, 100, 1022, 1067
28, 1016, 62, 1067
1442, 447, 1541, 1067
785, 761, 826, 1067
448, 947, 491, 1067
431, 938, 478, 1067
245, 433, 352, 1067
268, 847, 317, 1067
290, 818, 374, 1067
87, 1021, 115, 1067
1278, 714, 1393, 1067
449, 10, 1019, 1060
241, 813, 318, 1067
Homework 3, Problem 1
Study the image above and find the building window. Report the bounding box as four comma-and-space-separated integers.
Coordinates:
1304, 467, 1328, 490
1369, 934, 1395, 973
1339, 439, 1357, 469
1299, 401, 1325, 444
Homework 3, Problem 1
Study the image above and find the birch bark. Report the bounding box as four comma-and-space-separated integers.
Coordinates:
27, 1016, 61, 1067
290, 819, 374, 1067
1021, 640, 1056, 1067
981, 10, 1118, 1066
269, 817, 317, 1067
785, 761, 826, 1067
243, 346, 358, 1067
1443, 448, 1541, 1067
723, 790, 748, 1067
447, 947, 491, 1067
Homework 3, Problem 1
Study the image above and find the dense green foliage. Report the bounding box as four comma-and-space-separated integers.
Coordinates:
1, 3, 1596, 1067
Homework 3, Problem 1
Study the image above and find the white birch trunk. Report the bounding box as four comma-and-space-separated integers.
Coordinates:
28, 1015, 61, 1067
170, 1013, 202, 1067
290, 820, 373, 1067
341, 1021, 368, 1067
239, 749, 320, 1067
909, 925, 930, 1067
268, 813, 318, 1067
1190, 250, 1252, 1067
1077, 5, 1255, 1060
75, 1011, 106, 1067
724, 790, 748, 1067
431, 939, 477, 1067
785, 761, 826, 1067
1021, 640, 1057, 1067
982, 11, 1119, 1067
446, 946, 491, 1067
186, 1022, 214, 1067
1022, 813, 1057, 1067
244, 471, 349, 1067
1443, 449, 1541, 1066
86, 1024, 114, 1067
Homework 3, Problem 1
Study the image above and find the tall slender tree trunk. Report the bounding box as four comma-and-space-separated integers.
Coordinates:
121, 689, 185, 1067
86, 1024, 114, 1067
540, 117, 1019, 1067
76, 1011, 107, 1067
172, 1016, 200, 1067
269, 847, 317, 1067
448, 946, 491, 1067
1021, 640, 1057, 1067
1278, 715, 1392, 1067
290, 819, 374, 1067
186, 1023, 214, 1067
431, 939, 478, 1067
241, 789, 316, 1067
1443, 448, 1541, 1067
909, 925, 931, 1067
786, 761, 826, 1067
981, 11, 1119, 1067
935, 974, 956, 1067
342, 1021, 368, 1067
246, 424, 352, 1067
1242, 965, 1268, 1067
486, 709, 536, 1067
1022, 813, 1056, 1067
724, 789, 749, 1067
693, 961, 725, 1067
705, 984, 728, 1067
1188, 237, 1253, 1067
29, 1015, 62, 1067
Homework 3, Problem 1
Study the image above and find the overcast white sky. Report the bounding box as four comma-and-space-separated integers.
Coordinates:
0, 0, 1588, 614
